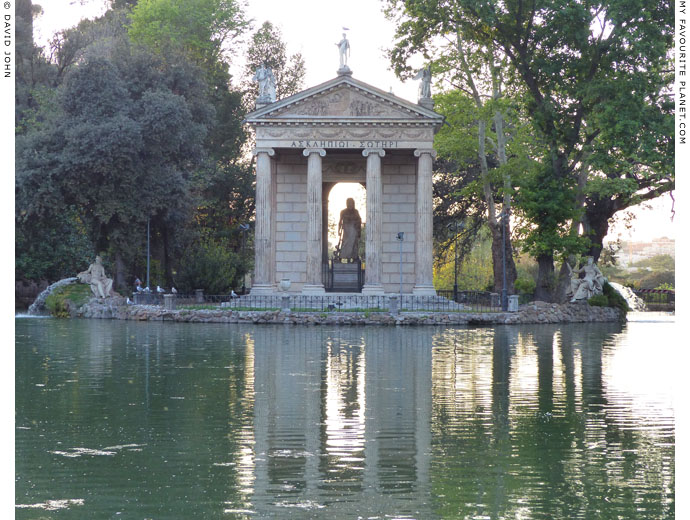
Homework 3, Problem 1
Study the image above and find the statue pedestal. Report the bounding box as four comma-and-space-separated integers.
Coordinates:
332, 261, 363, 292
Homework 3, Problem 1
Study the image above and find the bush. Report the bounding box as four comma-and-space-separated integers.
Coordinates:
587, 282, 629, 316
587, 294, 609, 308
176, 238, 244, 294
45, 283, 93, 317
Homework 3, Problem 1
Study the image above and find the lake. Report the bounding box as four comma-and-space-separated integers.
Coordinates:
15, 316, 675, 519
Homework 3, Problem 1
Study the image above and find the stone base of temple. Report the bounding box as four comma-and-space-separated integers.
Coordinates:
301, 284, 326, 295
250, 284, 276, 295
412, 285, 437, 297
361, 284, 385, 296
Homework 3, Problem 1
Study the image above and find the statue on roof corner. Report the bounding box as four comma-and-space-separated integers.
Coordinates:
253, 64, 276, 104
336, 31, 351, 74
415, 65, 433, 109
415, 65, 432, 100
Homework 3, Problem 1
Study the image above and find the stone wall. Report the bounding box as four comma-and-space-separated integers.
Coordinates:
275, 156, 308, 290
77, 299, 623, 325
381, 156, 416, 293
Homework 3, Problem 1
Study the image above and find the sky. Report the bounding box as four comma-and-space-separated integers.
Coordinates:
28, 0, 679, 244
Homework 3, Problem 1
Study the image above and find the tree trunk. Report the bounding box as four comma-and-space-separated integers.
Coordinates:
489, 220, 517, 296
162, 225, 175, 289
534, 253, 555, 302
553, 259, 574, 303
114, 252, 126, 294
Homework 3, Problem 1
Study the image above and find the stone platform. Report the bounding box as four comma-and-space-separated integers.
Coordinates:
222, 293, 465, 312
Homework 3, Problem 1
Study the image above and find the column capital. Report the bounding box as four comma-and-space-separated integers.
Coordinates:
303, 148, 326, 157
362, 148, 386, 158
253, 147, 275, 157
414, 148, 437, 158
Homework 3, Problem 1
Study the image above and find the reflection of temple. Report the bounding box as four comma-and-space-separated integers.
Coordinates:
228, 322, 672, 518
235, 326, 433, 517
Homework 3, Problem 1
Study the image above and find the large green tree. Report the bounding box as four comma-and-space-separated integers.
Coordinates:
16, 47, 213, 289
386, 0, 674, 301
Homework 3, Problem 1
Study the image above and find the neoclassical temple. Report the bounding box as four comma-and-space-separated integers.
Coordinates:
245, 69, 443, 295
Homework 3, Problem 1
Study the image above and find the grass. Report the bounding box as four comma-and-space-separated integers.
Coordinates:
45, 283, 93, 317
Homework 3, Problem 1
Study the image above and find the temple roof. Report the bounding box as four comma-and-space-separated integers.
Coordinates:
245, 74, 443, 130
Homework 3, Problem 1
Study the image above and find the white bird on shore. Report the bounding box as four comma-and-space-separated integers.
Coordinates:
126, 297, 132, 305
231, 290, 239, 299
156, 285, 164, 294
171, 287, 177, 294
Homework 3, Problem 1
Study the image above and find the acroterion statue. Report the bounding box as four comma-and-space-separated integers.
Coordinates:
253, 64, 276, 103
336, 198, 361, 263
336, 33, 350, 70
415, 65, 432, 100
78, 256, 114, 298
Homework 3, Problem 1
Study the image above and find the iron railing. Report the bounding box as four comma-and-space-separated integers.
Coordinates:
134, 291, 504, 313
436, 289, 502, 313
633, 288, 675, 310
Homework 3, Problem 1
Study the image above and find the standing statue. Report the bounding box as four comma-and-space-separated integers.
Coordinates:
77, 256, 114, 298
569, 257, 606, 302
336, 32, 350, 70
415, 65, 432, 100
253, 64, 276, 103
335, 198, 361, 263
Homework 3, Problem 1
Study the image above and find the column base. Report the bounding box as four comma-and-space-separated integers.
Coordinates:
361, 284, 385, 296
301, 284, 326, 295
412, 285, 437, 296
251, 284, 275, 295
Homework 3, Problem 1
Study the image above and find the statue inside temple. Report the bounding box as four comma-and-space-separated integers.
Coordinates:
335, 198, 361, 263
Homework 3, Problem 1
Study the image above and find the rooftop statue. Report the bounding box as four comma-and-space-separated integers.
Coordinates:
415, 65, 432, 100
336, 32, 351, 72
253, 64, 276, 104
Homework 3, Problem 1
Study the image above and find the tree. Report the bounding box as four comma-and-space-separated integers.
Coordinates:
128, 0, 248, 71
384, 0, 674, 301
15, 0, 56, 133
16, 47, 214, 289
242, 21, 306, 107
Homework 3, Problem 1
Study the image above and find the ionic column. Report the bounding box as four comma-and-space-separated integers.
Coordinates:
413, 149, 437, 296
302, 148, 326, 294
362, 148, 385, 295
251, 147, 275, 295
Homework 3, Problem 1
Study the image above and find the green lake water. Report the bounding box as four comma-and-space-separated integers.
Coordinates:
15, 317, 675, 519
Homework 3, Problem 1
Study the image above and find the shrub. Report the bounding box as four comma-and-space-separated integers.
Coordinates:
587, 282, 629, 316
45, 283, 92, 317
176, 238, 244, 294
586, 294, 609, 308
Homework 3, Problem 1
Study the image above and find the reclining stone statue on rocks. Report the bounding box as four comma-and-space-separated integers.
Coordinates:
77, 256, 115, 298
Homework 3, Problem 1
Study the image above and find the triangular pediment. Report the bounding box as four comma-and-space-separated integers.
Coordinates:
245, 75, 443, 126
273, 85, 415, 119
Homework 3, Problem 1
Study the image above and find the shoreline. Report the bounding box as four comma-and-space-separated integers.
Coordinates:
73, 299, 624, 326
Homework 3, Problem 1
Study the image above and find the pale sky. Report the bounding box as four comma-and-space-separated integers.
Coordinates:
31, 0, 678, 244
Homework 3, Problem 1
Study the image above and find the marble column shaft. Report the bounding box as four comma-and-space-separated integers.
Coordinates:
252, 148, 275, 293
413, 149, 437, 295
362, 149, 385, 295
303, 148, 326, 293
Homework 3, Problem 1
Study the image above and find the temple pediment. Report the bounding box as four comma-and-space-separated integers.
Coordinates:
245, 75, 443, 128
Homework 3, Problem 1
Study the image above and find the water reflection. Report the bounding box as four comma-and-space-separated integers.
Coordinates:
15, 320, 675, 519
